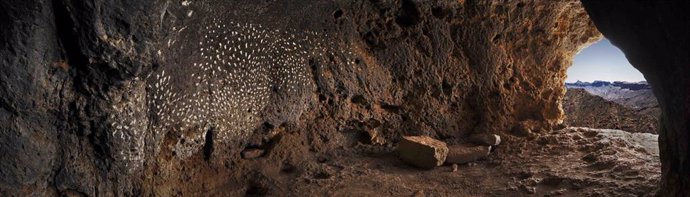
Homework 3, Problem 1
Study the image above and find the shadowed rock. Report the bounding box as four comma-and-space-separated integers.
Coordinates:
582, 1, 690, 194
470, 133, 501, 146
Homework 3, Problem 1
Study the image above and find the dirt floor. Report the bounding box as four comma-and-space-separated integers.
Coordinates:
198, 127, 660, 196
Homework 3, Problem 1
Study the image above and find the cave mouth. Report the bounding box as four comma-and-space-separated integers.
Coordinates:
558, 36, 663, 193
564, 38, 660, 134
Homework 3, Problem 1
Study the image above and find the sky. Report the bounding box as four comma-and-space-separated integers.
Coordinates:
565, 38, 646, 83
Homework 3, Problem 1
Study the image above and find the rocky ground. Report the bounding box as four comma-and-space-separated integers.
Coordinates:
563, 89, 658, 134
565, 82, 660, 117
196, 127, 660, 196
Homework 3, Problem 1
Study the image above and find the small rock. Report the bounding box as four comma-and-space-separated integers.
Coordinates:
446, 145, 491, 164
451, 164, 458, 172
241, 148, 265, 159
469, 133, 501, 146
397, 136, 448, 169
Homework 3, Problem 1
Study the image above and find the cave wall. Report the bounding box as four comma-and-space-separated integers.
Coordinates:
0, 0, 599, 196
581, 0, 690, 195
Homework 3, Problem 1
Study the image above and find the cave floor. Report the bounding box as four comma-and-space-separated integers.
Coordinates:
203, 127, 660, 197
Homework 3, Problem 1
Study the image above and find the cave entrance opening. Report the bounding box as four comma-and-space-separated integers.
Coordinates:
558, 36, 663, 192
563, 38, 660, 134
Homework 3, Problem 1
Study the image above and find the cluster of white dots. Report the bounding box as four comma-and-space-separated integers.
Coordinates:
109, 0, 360, 167
150, 18, 338, 160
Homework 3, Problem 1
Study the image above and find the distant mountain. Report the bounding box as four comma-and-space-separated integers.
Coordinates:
565, 80, 660, 117
563, 89, 658, 134
567, 80, 650, 90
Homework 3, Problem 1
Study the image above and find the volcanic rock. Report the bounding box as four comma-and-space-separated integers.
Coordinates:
446, 145, 492, 164
0, 0, 615, 195
397, 136, 448, 169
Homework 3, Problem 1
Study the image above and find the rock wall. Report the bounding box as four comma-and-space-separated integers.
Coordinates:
0, 0, 599, 196
581, 1, 690, 195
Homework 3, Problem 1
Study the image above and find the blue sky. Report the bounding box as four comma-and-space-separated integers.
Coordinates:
565, 38, 646, 83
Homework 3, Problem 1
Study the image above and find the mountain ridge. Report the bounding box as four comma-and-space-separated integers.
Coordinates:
563, 89, 658, 134
565, 80, 659, 116
566, 80, 650, 90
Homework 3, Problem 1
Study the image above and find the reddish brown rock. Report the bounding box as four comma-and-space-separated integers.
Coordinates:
446, 145, 492, 164
397, 136, 448, 169
0, 0, 606, 195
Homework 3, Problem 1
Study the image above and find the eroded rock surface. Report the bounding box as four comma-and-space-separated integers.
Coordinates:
446, 144, 491, 164
0, 0, 602, 195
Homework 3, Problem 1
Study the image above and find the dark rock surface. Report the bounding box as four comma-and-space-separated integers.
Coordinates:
582, 0, 690, 195
469, 133, 501, 146
1, 0, 607, 196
